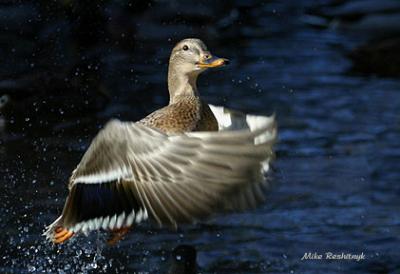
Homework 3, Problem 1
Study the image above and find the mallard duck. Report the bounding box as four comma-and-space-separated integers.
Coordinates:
44, 38, 277, 244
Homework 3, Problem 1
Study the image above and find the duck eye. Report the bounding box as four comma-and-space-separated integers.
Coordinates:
182, 45, 189, 51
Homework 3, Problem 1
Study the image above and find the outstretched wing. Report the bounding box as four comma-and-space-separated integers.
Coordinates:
46, 113, 276, 238
208, 104, 276, 210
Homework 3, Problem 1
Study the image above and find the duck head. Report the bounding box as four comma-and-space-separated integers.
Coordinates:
168, 38, 229, 104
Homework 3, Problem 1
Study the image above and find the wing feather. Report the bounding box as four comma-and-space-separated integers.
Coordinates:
48, 107, 276, 236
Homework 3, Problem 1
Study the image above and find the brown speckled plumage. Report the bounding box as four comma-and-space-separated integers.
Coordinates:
138, 39, 219, 134
138, 96, 217, 134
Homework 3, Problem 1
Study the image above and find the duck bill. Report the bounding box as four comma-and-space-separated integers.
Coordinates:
197, 56, 229, 68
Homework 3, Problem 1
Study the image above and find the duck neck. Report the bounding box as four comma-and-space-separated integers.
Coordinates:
168, 65, 199, 105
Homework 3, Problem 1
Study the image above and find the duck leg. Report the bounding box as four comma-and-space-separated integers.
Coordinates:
107, 227, 131, 245
54, 227, 75, 244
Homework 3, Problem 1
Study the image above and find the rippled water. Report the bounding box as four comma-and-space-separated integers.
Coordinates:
1, 1, 399, 273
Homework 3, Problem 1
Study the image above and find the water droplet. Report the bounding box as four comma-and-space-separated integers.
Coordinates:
90, 261, 98, 269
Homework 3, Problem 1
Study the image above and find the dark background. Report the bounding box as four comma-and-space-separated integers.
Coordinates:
0, 0, 399, 273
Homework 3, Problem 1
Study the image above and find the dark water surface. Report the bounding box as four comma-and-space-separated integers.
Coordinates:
0, 1, 399, 273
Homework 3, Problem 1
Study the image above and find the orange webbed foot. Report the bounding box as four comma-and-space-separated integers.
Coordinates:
107, 227, 130, 245
53, 227, 74, 244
